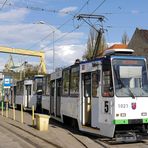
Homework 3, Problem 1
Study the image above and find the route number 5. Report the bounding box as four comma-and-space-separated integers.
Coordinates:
104, 101, 109, 113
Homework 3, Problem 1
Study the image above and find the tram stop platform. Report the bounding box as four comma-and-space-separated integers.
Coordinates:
0, 108, 102, 148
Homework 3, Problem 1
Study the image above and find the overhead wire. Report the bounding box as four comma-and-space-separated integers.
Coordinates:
41, 0, 109, 51
28, 17, 73, 49
41, 0, 107, 52
99, 11, 148, 15
91, 0, 106, 15
76, 0, 107, 33
0, 1, 72, 15
28, 0, 90, 49
0, 0, 8, 10
1, 1, 147, 15
40, 25, 82, 50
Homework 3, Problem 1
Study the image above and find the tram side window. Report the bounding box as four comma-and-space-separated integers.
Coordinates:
33, 78, 43, 94
92, 71, 100, 97
20, 81, 24, 95
33, 80, 36, 92
26, 85, 31, 95
45, 76, 50, 95
70, 66, 79, 96
16, 81, 24, 95
50, 80, 55, 96
102, 64, 114, 97
16, 82, 20, 95
62, 69, 70, 96
42, 77, 46, 95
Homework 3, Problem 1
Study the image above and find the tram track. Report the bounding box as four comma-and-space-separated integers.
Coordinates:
9, 121, 91, 148
0, 123, 40, 148
2, 114, 148, 148
50, 119, 109, 148
0, 121, 62, 148
0, 116, 95, 148
68, 132, 109, 148
3, 122, 94, 148
60, 128, 148, 148
91, 136, 148, 148
66, 125, 148, 148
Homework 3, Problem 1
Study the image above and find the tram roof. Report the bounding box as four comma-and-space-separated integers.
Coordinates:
103, 48, 134, 56
80, 54, 146, 65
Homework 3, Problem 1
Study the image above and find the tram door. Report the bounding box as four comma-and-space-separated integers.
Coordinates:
25, 85, 31, 108
56, 78, 62, 117
10, 86, 16, 105
82, 73, 91, 126
50, 80, 55, 115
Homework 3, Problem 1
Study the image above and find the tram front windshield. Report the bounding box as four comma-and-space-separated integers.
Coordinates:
112, 58, 148, 97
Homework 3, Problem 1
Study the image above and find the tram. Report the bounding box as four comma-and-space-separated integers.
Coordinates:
14, 79, 33, 109
13, 75, 44, 110
42, 48, 148, 141
13, 48, 148, 141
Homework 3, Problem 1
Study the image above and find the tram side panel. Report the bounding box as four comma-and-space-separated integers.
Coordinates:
79, 60, 115, 137
42, 95, 50, 112
15, 95, 24, 107
60, 66, 79, 121
91, 71, 100, 128
15, 81, 25, 108
61, 96, 78, 119
29, 94, 37, 109
97, 60, 115, 137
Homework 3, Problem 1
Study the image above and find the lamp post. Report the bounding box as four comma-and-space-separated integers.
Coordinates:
37, 21, 55, 72
52, 30, 55, 71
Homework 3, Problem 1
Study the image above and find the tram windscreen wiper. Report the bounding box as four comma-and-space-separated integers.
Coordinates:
121, 81, 135, 99
114, 68, 135, 98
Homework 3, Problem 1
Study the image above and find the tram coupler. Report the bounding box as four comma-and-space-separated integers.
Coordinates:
115, 132, 142, 143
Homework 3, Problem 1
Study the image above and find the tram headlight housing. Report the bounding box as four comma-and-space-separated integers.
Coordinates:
116, 114, 119, 117
141, 112, 147, 116
120, 113, 126, 117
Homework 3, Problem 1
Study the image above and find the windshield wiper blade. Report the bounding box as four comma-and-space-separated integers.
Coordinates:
119, 78, 135, 99
114, 68, 135, 99
126, 86, 135, 99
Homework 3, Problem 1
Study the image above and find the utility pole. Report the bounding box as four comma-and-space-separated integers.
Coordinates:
53, 31, 55, 72
76, 14, 105, 59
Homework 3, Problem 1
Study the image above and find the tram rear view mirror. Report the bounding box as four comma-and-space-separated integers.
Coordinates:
119, 66, 142, 78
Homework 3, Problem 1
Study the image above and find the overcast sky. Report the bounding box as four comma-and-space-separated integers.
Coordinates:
0, 0, 147, 73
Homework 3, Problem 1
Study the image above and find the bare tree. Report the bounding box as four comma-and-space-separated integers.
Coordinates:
121, 32, 129, 45
83, 28, 97, 60
99, 35, 107, 55
83, 28, 107, 60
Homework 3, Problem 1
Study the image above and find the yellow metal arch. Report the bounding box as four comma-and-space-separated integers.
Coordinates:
0, 46, 46, 74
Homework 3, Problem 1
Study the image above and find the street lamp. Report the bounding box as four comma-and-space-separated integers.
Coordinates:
36, 21, 55, 72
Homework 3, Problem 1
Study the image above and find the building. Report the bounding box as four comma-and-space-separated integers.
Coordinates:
128, 28, 148, 57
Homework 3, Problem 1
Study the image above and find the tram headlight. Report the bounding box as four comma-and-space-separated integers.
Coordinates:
116, 114, 119, 117
120, 113, 126, 117
141, 112, 147, 116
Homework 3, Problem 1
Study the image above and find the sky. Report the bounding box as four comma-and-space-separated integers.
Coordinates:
0, 0, 147, 73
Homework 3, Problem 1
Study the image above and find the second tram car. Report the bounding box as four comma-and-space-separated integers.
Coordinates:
15, 79, 33, 109
13, 75, 44, 110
